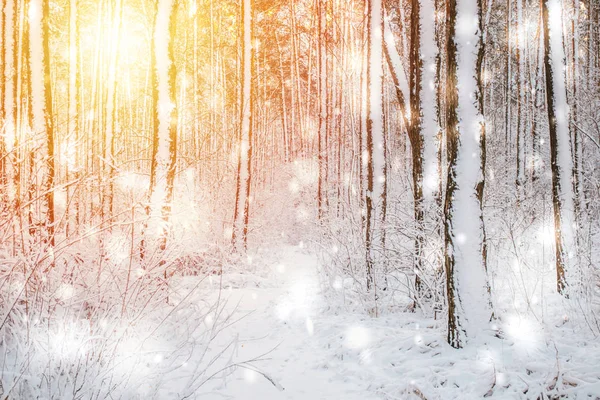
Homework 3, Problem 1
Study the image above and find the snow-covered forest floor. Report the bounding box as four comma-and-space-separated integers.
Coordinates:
177, 247, 379, 400
1, 162, 599, 400
3, 237, 600, 400
156, 245, 600, 399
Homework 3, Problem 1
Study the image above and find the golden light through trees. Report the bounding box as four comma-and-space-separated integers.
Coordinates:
0, 3, 599, 394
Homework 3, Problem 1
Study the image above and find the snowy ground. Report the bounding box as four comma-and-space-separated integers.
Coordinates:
155, 245, 600, 399
169, 247, 379, 400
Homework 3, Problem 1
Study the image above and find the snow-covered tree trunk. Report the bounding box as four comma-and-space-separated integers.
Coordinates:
148, 0, 178, 250
515, 0, 526, 199
289, 0, 304, 158
383, 17, 410, 135
2, 0, 17, 205
570, 0, 583, 219
0, 2, 3, 125
365, 0, 386, 294
531, 17, 545, 183
317, 0, 327, 220
29, 0, 55, 245
407, 0, 441, 297
504, 0, 512, 155
359, 1, 368, 210
586, 0, 597, 94
66, 0, 79, 236
444, 0, 492, 348
232, 0, 253, 251
103, 0, 122, 225
541, 0, 579, 294
275, 33, 289, 163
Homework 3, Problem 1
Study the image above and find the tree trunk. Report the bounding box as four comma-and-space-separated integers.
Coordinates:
103, 0, 122, 227
147, 0, 178, 252
365, 0, 386, 296
541, 0, 579, 294
232, 0, 253, 251
444, 0, 492, 348
317, 0, 327, 220
3, 0, 18, 208
407, 0, 441, 300
29, 0, 55, 246
66, 0, 79, 236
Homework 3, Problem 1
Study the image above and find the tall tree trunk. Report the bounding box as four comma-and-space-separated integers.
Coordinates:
3, 0, 18, 208
515, 0, 525, 199
505, 0, 512, 157
408, 0, 441, 299
383, 17, 410, 129
103, 0, 122, 227
232, 0, 253, 251
541, 0, 579, 294
531, 12, 545, 183
444, 0, 492, 348
365, 0, 386, 297
147, 0, 178, 251
317, 0, 327, 220
29, 0, 55, 246
66, 0, 79, 236
570, 0, 583, 218
0, 1, 4, 127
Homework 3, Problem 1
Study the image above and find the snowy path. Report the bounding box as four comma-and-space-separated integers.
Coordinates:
196, 248, 378, 400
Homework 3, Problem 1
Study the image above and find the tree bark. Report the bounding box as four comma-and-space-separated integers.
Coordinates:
365, 0, 386, 296
146, 0, 178, 252
29, 0, 55, 246
232, 0, 253, 251
541, 0, 579, 294
444, 0, 493, 348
